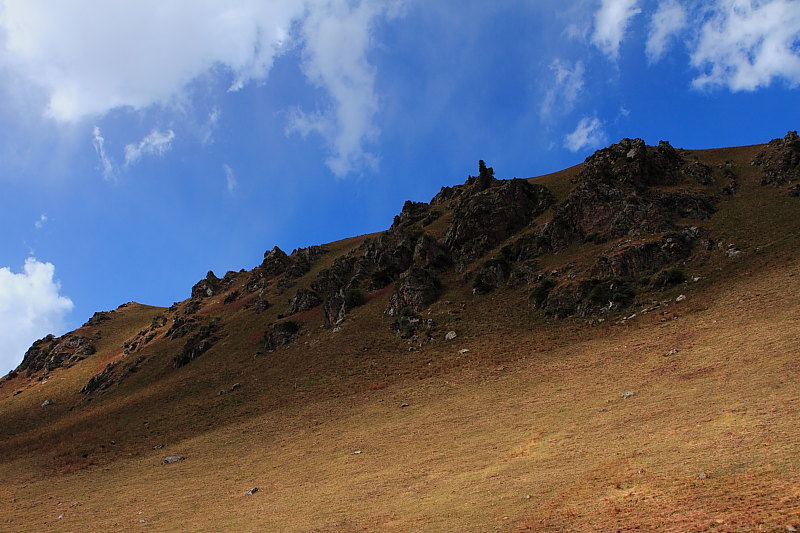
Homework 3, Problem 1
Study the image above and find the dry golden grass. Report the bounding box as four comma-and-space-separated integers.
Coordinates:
2, 142, 800, 532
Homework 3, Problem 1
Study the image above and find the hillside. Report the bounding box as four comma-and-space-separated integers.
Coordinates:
1, 132, 800, 532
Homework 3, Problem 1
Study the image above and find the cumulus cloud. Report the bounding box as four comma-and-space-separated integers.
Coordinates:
691, 0, 800, 91
223, 163, 237, 193
592, 0, 642, 59
564, 116, 606, 152
646, 0, 688, 63
124, 129, 175, 166
0, 258, 73, 374
541, 59, 585, 120
0, 0, 402, 176
92, 126, 115, 180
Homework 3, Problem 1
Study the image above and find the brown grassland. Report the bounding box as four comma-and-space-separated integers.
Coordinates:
1, 141, 799, 532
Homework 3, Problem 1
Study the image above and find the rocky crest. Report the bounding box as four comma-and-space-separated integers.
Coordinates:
752, 131, 800, 186
16, 333, 96, 376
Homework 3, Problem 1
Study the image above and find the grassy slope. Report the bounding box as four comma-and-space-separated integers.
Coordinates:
1, 143, 800, 532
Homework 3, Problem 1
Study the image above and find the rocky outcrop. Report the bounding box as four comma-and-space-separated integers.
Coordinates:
287, 288, 322, 315
82, 311, 112, 327
261, 246, 291, 276
472, 258, 512, 295
173, 318, 222, 368
386, 267, 442, 316
80, 355, 145, 394
16, 334, 97, 376
539, 138, 716, 251
589, 227, 701, 279
191, 271, 221, 299
123, 314, 168, 355
540, 278, 637, 318
752, 131, 800, 185
264, 321, 300, 351
443, 178, 554, 268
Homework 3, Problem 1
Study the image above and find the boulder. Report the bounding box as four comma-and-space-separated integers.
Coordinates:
264, 321, 300, 351
16, 333, 97, 376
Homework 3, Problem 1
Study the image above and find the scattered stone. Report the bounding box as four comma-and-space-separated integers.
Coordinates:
351, 450, 362, 455
152, 444, 164, 450
675, 294, 686, 302
139, 519, 147, 524
697, 472, 708, 479
245, 487, 259, 496
665, 349, 679, 356
400, 403, 410, 408
162, 455, 186, 465
459, 348, 470, 354
620, 391, 636, 399
57, 513, 64, 520
445, 331, 457, 341
41, 399, 52, 407
786, 525, 797, 532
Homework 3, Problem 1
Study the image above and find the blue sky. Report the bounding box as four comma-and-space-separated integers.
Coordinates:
0, 0, 798, 373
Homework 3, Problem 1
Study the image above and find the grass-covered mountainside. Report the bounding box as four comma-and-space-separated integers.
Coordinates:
2, 132, 800, 532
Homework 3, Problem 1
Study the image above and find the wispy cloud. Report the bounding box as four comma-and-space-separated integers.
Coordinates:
124, 129, 175, 167
0, 1, 402, 177
541, 59, 585, 120
223, 163, 238, 193
691, 0, 800, 91
0, 257, 73, 374
34, 214, 47, 230
591, 0, 641, 59
646, 0, 687, 63
564, 116, 606, 152
91, 126, 115, 180
200, 107, 221, 146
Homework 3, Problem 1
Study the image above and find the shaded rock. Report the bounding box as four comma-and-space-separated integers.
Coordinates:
540, 278, 636, 318
173, 319, 221, 368
261, 246, 291, 276
16, 334, 96, 376
164, 316, 201, 340
444, 178, 554, 267
264, 321, 300, 351
472, 258, 512, 295
82, 311, 112, 327
124, 314, 167, 354
162, 456, 186, 465
752, 131, 800, 185
391, 200, 431, 229
287, 288, 322, 315
589, 228, 700, 279
191, 270, 221, 299
682, 160, 714, 185
386, 267, 442, 316
223, 290, 240, 304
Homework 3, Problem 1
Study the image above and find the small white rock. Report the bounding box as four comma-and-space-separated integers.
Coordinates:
675, 294, 686, 302
459, 348, 469, 354
445, 331, 457, 341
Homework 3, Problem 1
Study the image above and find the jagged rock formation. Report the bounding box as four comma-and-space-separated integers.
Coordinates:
287, 288, 323, 315
752, 131, 800, 186
16, 334, 96, 376
173, 318, 222, 368
386, 267, 442, 316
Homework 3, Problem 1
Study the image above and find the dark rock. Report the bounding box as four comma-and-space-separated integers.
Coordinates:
443, 178, 554, 267
589, 228, 700, 279
386, 267, 442, 316
245, 487, 259, 496
682, 161, 714, 185
82, 311, 112, 328
80, 361, 119, 394
264, 321, 300, 351
540, 278, 637, 318
173, 319, 221, 368
472, 258, 512, 294
16, 334, 97, 376
191, 271, 221, 299
751, 131, 800, 185
164, 316, 201, 340
287, 288, 322, 315
391, 200, 431, 229
539, 139, 716, 251
261, 246, 291, 276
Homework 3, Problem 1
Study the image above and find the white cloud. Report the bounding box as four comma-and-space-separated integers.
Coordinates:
541, 59, 585, 119
564, 116, 607, 152
223, 163, 237, 193
0, 0, 402, 176
646, 0, 688, 63
34, 213, 47, 230
0, 258, 73, 374
91, 126, 115, 180
124, 129, 175, 166
200, 106, 221, 146
592, 0, 642, 59
691, 0, 800, 91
